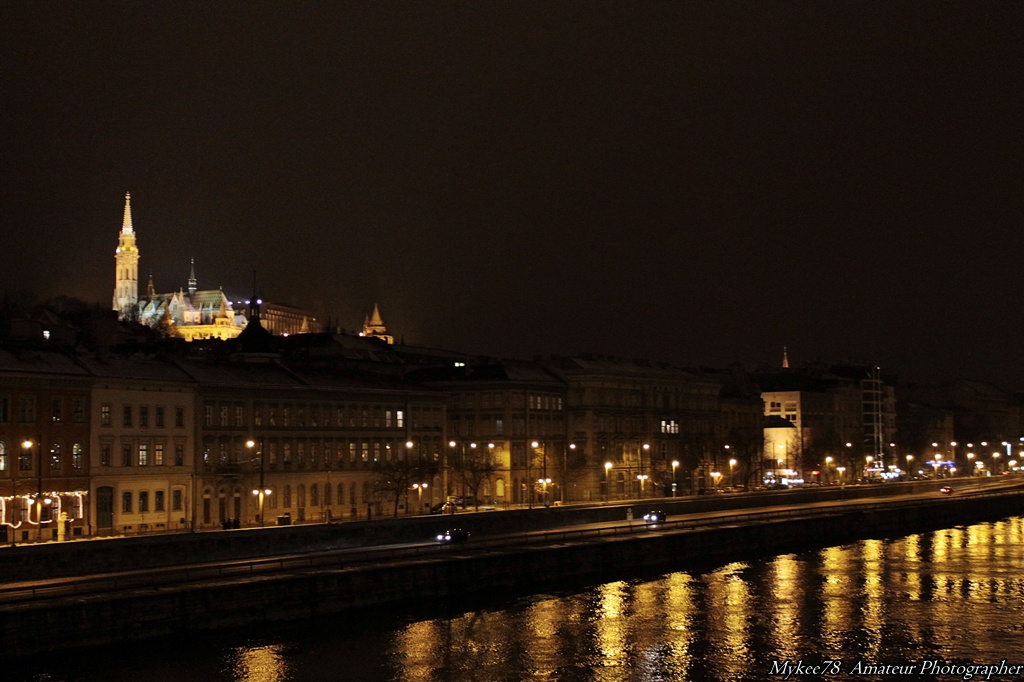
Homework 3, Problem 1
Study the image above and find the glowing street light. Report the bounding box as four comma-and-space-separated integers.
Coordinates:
604, 461, 613, 502
671, 460, 679, 497
729, 458, 737, 489
636, 474, 648, 498
412, 482, 429, 512
710, 471, 721, 489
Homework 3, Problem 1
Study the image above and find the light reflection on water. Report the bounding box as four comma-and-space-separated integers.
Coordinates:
14, 516, 1024, 682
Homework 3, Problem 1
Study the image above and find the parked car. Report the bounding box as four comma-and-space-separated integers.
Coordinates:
643, 510, 668, 523
940, 486, 953, 495
436, 528, 470, 543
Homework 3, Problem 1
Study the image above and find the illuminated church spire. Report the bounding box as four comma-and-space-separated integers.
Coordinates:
782, 346, 790, 369
361, 303, 393, 344
188, 258, 197, 296
113, 192, 140, 320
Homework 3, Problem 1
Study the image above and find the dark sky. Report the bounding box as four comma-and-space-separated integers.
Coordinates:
3, 3, 1023, 388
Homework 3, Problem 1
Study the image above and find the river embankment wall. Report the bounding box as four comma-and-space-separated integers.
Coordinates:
1, 486, 1022, 657
0, 479, 966, 581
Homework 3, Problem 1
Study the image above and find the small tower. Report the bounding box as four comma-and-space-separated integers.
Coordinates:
782, 346, 790, 369
361, 304, 394, 344
113, 192, 140, 320
187, 258, 197, 297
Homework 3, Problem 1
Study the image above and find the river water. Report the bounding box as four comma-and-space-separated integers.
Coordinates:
13, 515, 1024, 681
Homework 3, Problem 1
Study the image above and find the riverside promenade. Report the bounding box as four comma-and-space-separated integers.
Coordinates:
2, 478, 1022, 657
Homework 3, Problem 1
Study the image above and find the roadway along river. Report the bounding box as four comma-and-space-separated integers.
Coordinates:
8, 513, 1024, 681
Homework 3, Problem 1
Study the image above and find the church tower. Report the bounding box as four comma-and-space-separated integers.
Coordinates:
112, 192, 140, 320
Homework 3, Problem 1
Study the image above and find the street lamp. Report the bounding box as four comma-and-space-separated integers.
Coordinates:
825, 456, 833, 484
906, 454, 914, 478
538, 478, 551, 507
529, 441, 539, 509
636, 474, 648, 498
412, 482, 429, 512
967, 452, 974, 476
604, 462, 612, 502
728, 458, 737, 490
671, 460, 679, 497
836, 466, 846, 485
247, 439, 270, 527
710, 471, 721, 490
23, 438, 46, 542
563, 443, 575, 504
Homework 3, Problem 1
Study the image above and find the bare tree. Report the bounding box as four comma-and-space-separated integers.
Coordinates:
456, 447, 498, 511
372, 458, 438, 517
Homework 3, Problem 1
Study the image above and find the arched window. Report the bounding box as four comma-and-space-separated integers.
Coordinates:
616, 472, 625, 494
337, 482, 345, 505
268, 486, 278, 510
283, 485, 292, 508
323, 482, 331, 506
495, 478, 505, 498
310, 483, 319, 507
297, 484, 306, 509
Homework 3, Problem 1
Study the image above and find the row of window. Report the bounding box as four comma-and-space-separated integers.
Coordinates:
201, 438, 443, 469
101, 404, 186, 429
121, 489, 185, 513
0, 396, 87, 424
99, 442, 186, 467
202, 403, 436, 429
0, 440, 85, 472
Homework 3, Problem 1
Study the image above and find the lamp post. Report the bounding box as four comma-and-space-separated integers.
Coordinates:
906, 454, 914, 478
538, 478, 551, 507
640, 443, 649, 490
604, 462, 612, 502
636, 474, 648, 498
836, 466, 846, 486
529, 441, 539, 509
671, 460, 679, 497
246, 439, 270, 527
710, 471, 721, 490
23, 437, 46, 542
966, 452, 974, 476
728, 458, 737, 490
825, 456, 833, 484
563, 443, 575, 504
865, 455, 874, 482
412, 482, 429, 512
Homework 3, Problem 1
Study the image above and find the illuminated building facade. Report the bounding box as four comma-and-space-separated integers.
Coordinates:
84, 360, 196, 536
0, 351, 92, 542
188, 357, 446, 527
417, 359, 567, 507
551, 356, 722, 499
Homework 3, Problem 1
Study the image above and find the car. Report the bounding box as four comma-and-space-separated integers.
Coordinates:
436, 528, 470, 543
939, 486, 953, 495
643, 510, 668, 523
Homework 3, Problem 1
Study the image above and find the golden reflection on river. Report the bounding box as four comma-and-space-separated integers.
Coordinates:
27, 517, 1024, 681
375, 517, 1024, 681
225, 643, 289, 682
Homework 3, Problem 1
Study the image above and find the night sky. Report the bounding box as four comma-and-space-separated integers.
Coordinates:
3, 3, 1022, 388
